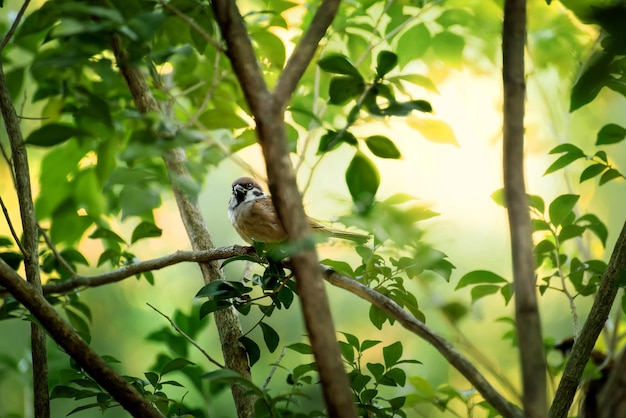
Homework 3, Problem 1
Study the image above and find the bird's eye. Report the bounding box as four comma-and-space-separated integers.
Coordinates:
245, 183, 253, 189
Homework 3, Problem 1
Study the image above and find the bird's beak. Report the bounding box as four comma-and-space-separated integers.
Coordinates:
233, 184, 246, 196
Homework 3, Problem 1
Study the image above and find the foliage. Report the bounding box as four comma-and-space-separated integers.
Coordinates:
0, 0, 624, 417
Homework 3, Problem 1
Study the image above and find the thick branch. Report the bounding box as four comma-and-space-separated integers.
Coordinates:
0, 261, 164, 418
111, 35, 253, 418
0, 60, 49, 417
550, 219, 626, 418
211, 1, 357, 416
502, 2, 547, 417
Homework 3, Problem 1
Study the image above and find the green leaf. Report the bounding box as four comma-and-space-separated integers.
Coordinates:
339, 341, 355, 363
559, 225, 586, 242
259, 322, 279, 353
0, 252, 23, 270
361, 340, 382, 352
382, 367, 406, 387
549, 143, 584, 155
432, 31, 465, 65
456, 270, 508, 290
369, 304, 387, 330
549, 194, 579, 227
376, 51, 398, 78
577, 214, 608, 246
199, 299, 232, 318
594, 150, 608, 163
544, 152, 585, 175
328, 76, 365, 105
251, 30, 286, 68
317, 130, 357, 154
320, 259, 354, 278
195, 281, 252, 299
471, 285, 501, 303
397, 24, 430, 67
570, 52, 613, 112
596, 123, 626, 145
161, 357, 194, 376
25, 123, 85, 147
286, 342, 313, 354
131, 221, 162, 244
239, 336, 261, 367
119, 185, 161, 219
599, 168, 623, 185
365, 135, 401, 159
383, 341, 403, 368
202, 368, 264, 397
580, 163, 607, 183
318, 53, 362, 79
346, 152, 380, 214
144, 371, 160, 387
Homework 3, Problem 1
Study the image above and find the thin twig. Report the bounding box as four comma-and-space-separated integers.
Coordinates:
263, 347, 287, 390
0, 0, 32, 51
39, 226, 77, 276
147, 303, 225, 369
0, 194, 26, 254
158, 0, 224, 53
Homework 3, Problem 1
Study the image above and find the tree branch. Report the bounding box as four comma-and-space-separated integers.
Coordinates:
0, 260, 164, 418
211, 1, 357, 416
322, 266, 524, 418
272, 0, 341, 111
0, 0, 31, 51
111, 35, 254, 418
42, 246, 252, 295
502, 1, 547, 417
549, 219, 626, 418
0, 60, 49, 418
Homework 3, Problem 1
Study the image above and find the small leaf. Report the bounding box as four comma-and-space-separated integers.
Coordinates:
599, 168, 623, 185
544, 152, 585, 175
376, 50, 398, 78
558, 225, 585, 242
549, 143, 584, 155
470, 285, 501, 303
361, 340, 382, 352
383, 341, 403, 368
25, 123, 85, 147
407, 116, 458, 146
577, 214, 608, 246
131, 221, 162, 244
318, 53, 362, 79
346, 152, 380, 214
365, 135, 401, 159
239, 336, 261, 366
328, 76, 365, 105
596, 123, 626, 145
580, 163, 607, 183
549, 194, 579, 227
286, 342, 313, 354
369, 304, 387, 330
317, 130, 357, 154
456, 270, 508, 290
199, 300, 232, 318
160, 358, 194, 376
259, 322, 280, 353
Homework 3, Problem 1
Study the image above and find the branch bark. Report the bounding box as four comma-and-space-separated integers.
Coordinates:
211, 1, 357, 416
111, 36, 254, 418
0, 260, 164, 418
0, 61, 49, 418
502, 1, 547, 417
550, 219, 626, 418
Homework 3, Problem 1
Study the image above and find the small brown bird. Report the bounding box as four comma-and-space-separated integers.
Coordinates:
228, 177, 368, 244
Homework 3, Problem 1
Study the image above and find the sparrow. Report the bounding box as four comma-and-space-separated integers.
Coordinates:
228, 177, 369, 245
